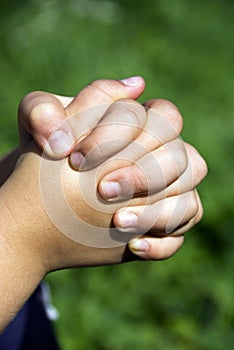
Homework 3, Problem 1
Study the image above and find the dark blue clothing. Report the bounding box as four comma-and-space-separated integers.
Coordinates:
0, 285, 60, 350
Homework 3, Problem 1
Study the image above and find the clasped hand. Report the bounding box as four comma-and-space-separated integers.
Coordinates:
16, 77, 207, 267
0, 77, 207, 331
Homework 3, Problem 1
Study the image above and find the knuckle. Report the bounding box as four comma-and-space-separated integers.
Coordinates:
18, 91, 41, 119
113, 99, 146, 127
127, 165, 147, 194
29, 102, 56, 132
125, 106, 144, 128
197, 155, 208, 180
177, 142, 188, 174
89, 79, 115, 100
90, 79, 110, 90
193, 191, 204, 223
186, 143, 208, 183
80, 134, 106, 164
167, 138, 188, 175
190, 191, 199, 217
18, 91, 58, 134
149, 99, 183, 135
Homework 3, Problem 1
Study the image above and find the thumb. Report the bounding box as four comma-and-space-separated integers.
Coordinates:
64, 76, 145, 150
18, 77, 145, 159
18, 91, 74, 158
65, 76, 145, 117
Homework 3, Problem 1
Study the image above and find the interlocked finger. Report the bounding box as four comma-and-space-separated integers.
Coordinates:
99, 138, 187, 200
70, 99, 146, 170
128, 235, 185, 260
97, 99, 187, 200
114, 190, 199, 235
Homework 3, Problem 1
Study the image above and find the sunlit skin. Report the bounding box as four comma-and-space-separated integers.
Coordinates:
0, 78, 207, 331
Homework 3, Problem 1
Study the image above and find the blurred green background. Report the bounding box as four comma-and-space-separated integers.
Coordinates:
1, 0, 234, 349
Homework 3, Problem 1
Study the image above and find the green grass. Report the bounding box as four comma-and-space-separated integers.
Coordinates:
1, 0, 234, 349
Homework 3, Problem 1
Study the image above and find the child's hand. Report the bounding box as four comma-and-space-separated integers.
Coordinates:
63, 98, 207, 260
0, 80, 207, 330
17, 78, 207, 261
18, 76, 146, 158
2, 110, 197, 271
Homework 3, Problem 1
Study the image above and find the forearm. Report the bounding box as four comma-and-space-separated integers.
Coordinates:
0, 227, 45, 331
0, 147, 121, 331
0, 159, 46, 332
0, 223, 45, 332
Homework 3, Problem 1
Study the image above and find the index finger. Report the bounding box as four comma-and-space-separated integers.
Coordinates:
98, 99, 184, 200
69, 99, 147, 170
19, 77, 146, 158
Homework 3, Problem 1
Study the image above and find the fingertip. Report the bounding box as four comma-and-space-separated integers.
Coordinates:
120, 76, 145, 87
115, 210, 138, 230
19, 90, 75, 158
98, 181, 121, 201
89, 76, 146, 101
119, 76, 145, 99
128, 238, 150, 255
128, 235, 184, 261
45, 129, 75, 159
69, 151, 85, 170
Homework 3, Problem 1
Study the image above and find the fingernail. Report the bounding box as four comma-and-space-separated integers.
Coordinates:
49, 130, 74, 155
117, 211, 137, 228
129, 239, 149, 252
70, 151, 85, 170
99, 181, 122, 200
120, 76, 143, 87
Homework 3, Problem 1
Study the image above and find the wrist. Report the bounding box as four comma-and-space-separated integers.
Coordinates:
0, 151, 51, 265
0, 147, 78, 274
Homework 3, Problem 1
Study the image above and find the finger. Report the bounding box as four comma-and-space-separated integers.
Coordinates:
66, 76, 145, 116
171, 189, 203, 236
143, 98, 183, 136
128, 235, 184, 260
18, 91, 75, 158
67, 77, 146, 167
131, 142, 208, 205
102, 98, 184, 165
70, 99, 147, 170
139, 142, 208, 205
19, 77, 145, 159
99, 138, 187, 201
113, 191, 199, 235
99, 138, 207, 203
97, 99, 185, 200
161, 143, 208, 198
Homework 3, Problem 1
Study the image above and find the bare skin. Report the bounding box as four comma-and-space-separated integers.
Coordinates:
0, 78, 207, 331
17, 77, 207, 258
